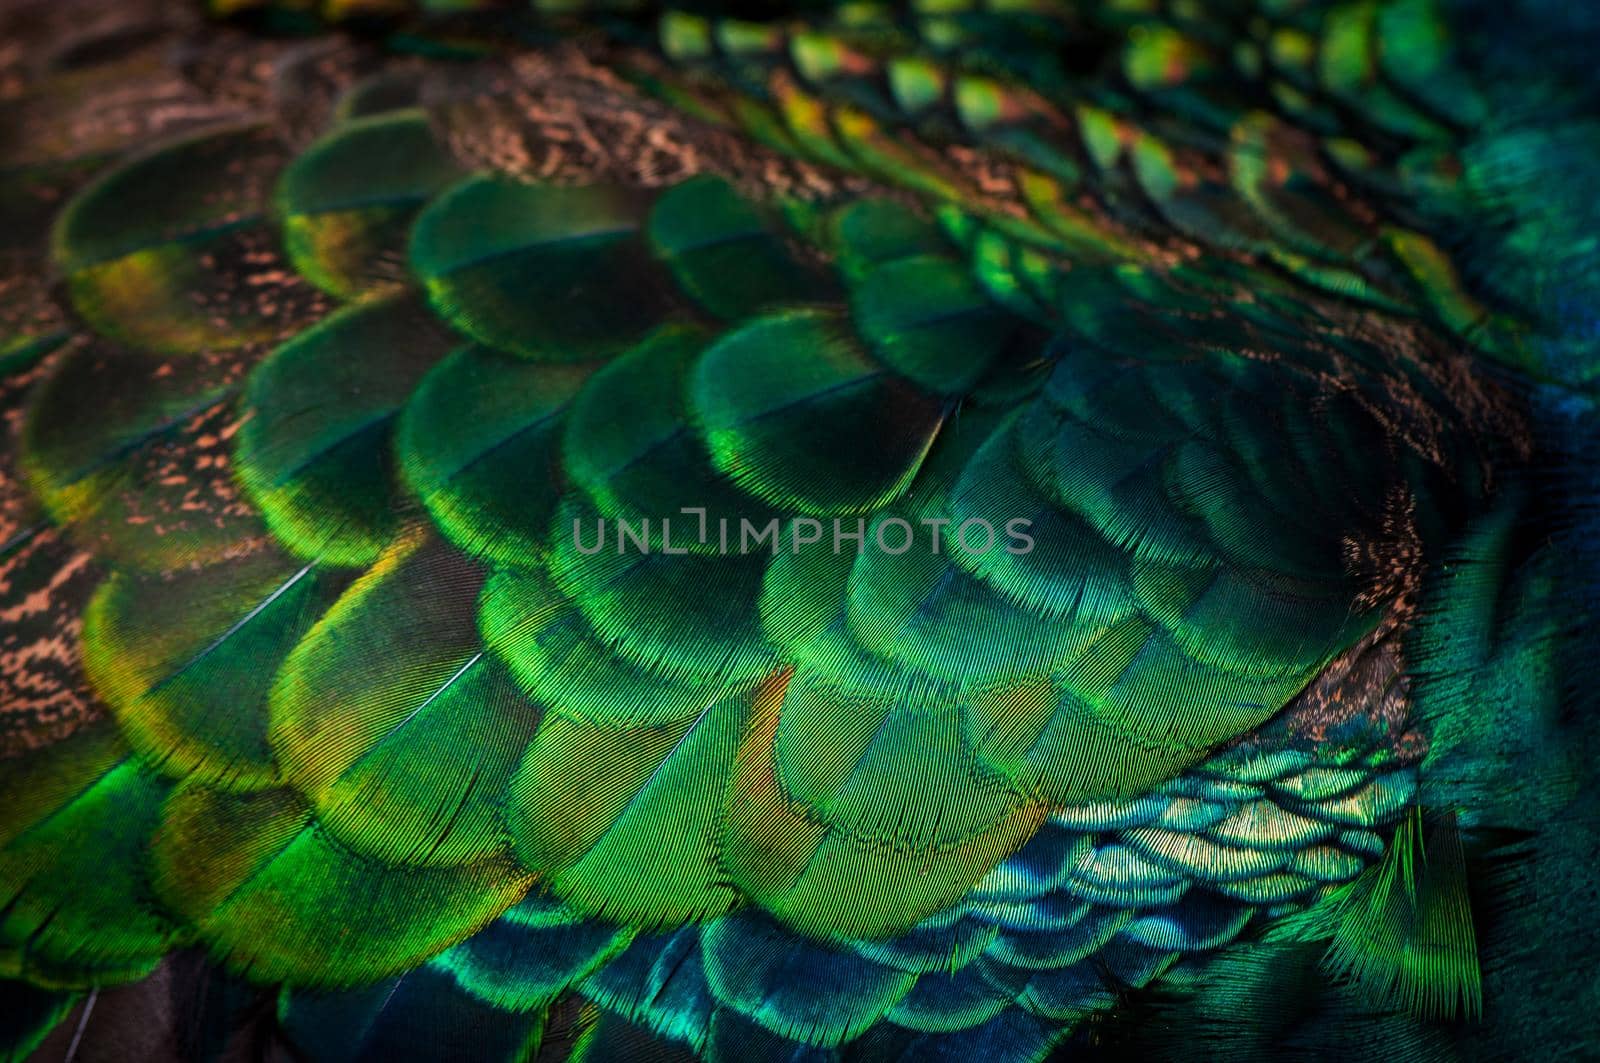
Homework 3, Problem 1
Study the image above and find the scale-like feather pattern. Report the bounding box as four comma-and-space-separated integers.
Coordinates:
0, 0, 1591, 1059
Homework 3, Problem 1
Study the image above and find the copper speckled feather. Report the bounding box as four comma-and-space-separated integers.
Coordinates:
0, 0, 1596, 1060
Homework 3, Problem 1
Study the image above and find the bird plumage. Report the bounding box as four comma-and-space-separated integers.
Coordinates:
0, 0, 1595, 1059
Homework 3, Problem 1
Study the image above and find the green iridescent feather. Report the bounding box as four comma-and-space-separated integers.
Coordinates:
1, 1, 1595, 1060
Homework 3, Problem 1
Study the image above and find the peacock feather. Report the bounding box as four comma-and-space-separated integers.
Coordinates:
0, 0, 1595, 1059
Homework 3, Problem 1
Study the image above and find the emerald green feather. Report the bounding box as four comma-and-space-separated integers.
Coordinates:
1269, 810, 1482, 1020
1089, 628, 1318, 752
0, 721, 126, 849
768, 661, 1026, 851
234, 293, 458, 567
1130, 559, 1354, 679
398, 344, 591, 568
828, 199, 949, 280
276, 109, 463, 300
410, 177, 672, 361
689, 309, 945, 515
1375, 0, 1487, 130
839, 524, 1103, 687
546, 500, 777, 686
966, 229, 1056, 326
82, 550, 345, 791
850, 254, 1021, 395
942, 416, 1136, 623
647, 175, 836, 320
269, 533, 536, 867
965, 668, 1202, 806
719, 669, 1044, 939
505, 680, 755, 926
0, 746, 176, 987
151, 783, 530, 987
570, 1012, 700, 1063
560, 325, 765, 551
480, 566, 726, 731
1016, 410, 1219, 569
